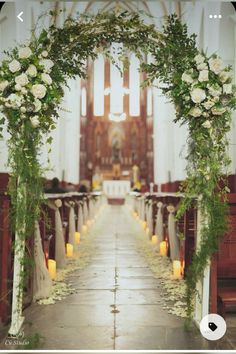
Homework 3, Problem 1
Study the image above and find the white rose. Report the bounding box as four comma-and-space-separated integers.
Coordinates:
208, 84, 222, 97
198, 70, 209, 82
15, 73, 29, 86
190, 88, 206, 103
41, 51, 48, 58
202, 120, 211, 129
41, 73, 52, 85
211, 107, 226, 115
18, 47, 32, 59
34, 99, 42, 112
31, 84, 47, 99
15, 84, 22, 91
189, 107, 202, 117
26, 64, 37, 77
39, 59, 54, 73
209, 57, 224, 74
20, 106, 26, 113
9, 59, 21, 73
30, 116, 40, 128
0, 80, 9, 91
7, 93, 23, 108
194, 54, 205, 64
197, 62, 208, 71
213, 96, 220, 103
21, 87, 27, 95
219, 71, 231, 83
223, 84, 232, 95
203, 100, 214, 110
182, 72, 193, 84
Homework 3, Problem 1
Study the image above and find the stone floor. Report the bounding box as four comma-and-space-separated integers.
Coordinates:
0, 205, 235, 350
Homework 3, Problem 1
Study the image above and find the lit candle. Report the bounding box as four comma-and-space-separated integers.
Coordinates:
173, 260, 182, 280
75, 232, 80, 244
146, 227, 150, 235
48, 259, 56, 280
142, 221, 147, 229
82, 225, 88, 235
181, 260, 185, 276
66, 243, 73, 257
152, 235, 158, 245
160, 241, 168, 256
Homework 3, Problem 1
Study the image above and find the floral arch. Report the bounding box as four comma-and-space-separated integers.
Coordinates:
0, 11, 235, 327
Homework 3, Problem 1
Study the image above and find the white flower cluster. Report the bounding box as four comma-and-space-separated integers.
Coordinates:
0, 46, 54, 129
181, 53, 234, 128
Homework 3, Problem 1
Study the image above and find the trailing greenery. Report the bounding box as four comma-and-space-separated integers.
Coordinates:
0, 10, 236, 322
142, 14, 236, 319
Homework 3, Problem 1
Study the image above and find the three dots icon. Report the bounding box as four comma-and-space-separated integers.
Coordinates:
209, 14, 222, 19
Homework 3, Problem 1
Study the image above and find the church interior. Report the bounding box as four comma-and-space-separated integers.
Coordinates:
0, 0, 236, 351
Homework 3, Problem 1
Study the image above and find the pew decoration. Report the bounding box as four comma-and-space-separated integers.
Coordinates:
146, 201, 153, 239
167, 205, 180, 261
65, 201, 77, 249
33, 221, 52, 301
76, 201, 84, 234
155, 202, 164, 251
83, 198, 89, 225
48, 199, 66, 268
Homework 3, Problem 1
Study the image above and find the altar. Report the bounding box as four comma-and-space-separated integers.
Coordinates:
103, 180, 131, 199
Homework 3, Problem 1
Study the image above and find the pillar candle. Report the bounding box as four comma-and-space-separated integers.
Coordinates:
142, 221, 147, 229
48, 259, 56, 280
181, 260, 185, 276
152, 235, 158, 245
66, 243, 73, 257
75, 232, 80, 244
160, 241, 167, 256
173, 260, 182, 280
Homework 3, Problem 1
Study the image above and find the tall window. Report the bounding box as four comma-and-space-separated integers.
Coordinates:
81, 87, 87, 116
129, 54, 140, 116
147, 88, 153, 116
110, 43, 124, 114
94, 54, 104, 116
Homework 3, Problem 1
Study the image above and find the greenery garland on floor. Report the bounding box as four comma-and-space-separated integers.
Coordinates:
0, 10, 236, 321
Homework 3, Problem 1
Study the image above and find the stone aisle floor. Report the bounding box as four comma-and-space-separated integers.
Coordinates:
1, 204, 233, 350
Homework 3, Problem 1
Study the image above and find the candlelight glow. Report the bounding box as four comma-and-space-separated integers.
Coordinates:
160, 241, 167, 256
48, 259, 56, 280
66, 243, 73, 257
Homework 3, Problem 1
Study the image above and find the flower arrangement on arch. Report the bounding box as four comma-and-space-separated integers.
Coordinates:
179, 53, 236, 128
0, 44, 63, 135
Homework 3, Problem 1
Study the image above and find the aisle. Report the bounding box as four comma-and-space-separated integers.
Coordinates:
22, 205, 208, 350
